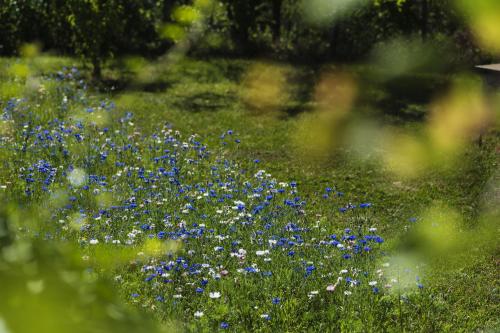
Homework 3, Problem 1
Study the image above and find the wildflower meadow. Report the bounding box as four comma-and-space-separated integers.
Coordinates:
1, 1, 499, 332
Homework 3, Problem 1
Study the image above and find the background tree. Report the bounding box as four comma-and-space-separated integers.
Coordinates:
0, 0, 490, 66
272, 0, 283, 47
223, 0, 261, 53
65, 0, 125, 80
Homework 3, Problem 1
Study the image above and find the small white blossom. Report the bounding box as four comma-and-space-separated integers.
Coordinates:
209, 291, 221, 299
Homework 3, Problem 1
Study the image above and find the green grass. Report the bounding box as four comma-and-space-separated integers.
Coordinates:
0, 55, 498, 332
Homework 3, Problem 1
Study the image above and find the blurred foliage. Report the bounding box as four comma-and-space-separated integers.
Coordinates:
0, 0, 495, 69
0, 203, 175, 333
455, 0, 500, 55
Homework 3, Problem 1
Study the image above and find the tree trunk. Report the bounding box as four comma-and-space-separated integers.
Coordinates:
272, 0, 282, 47
163, 1, 176, 22
421, 0, 428, 40
329, 22, 340, 59
227, 1, 254, 54
92, 58, 102, 81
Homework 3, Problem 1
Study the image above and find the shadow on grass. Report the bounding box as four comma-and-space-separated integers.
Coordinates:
96, 77, 174, 94
355, 72, 451, 123
171, 91, 237, 112
96, 58, 451, 122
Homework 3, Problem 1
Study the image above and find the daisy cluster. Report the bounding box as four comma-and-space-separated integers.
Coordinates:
1, 67, 421, 330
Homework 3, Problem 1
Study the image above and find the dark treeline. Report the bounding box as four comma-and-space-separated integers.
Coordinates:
0, 0, 488, 76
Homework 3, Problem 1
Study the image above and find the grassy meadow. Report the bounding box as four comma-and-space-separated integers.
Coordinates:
0, 55, 498, 332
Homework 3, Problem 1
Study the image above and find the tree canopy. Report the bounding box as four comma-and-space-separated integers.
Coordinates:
0, 0, 492, 77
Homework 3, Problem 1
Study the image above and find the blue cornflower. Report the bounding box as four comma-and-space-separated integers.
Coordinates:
305, 265, 315, 277
272, 297, 281, 304
145, 274, 156, 282
245, 267, 258, 273
220, 322, 229, 329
